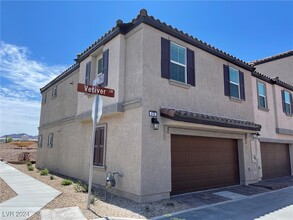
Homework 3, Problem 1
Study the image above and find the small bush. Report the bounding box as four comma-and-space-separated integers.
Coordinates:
90, 195, 97, 205
74, 181, 88, 193
26, 162, 32, 167
40, 168, 49, 176
28, 166, 34, 171
50, 175, 54, 180
61, 179, 73, 186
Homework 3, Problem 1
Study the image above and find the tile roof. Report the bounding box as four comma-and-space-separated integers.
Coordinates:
252, 71, 293, 91
250, 50, 293, 66
160, 108, 261, 131
76, 9, 254, 71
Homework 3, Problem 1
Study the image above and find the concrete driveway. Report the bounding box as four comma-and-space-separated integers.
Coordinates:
152, 186, 293, 220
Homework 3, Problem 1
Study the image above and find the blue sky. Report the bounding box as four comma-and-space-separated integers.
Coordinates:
1, 1, 293, 136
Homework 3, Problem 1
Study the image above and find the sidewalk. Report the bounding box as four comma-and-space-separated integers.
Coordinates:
0, 161, 61, 220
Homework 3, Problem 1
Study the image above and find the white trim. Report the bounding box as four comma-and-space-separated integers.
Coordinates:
170, 42, 187, 83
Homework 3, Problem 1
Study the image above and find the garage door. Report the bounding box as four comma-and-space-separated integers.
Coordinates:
260, 143, 291, 180
171, 135, 240, 195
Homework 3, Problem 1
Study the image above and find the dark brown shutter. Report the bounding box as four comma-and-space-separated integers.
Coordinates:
187, 48, 195, 86
281, 90, 286, 113
239, 71, 245, 100
290, 93, 293, 114
93, 127, 105, 166
102, 49, 109, 87
161, 37, 170, 79
85, 61, 91, 85
223, 64, 230, 97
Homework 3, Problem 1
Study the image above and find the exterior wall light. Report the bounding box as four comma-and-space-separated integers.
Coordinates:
151, 117, 160, 130
252, 132, 260, 140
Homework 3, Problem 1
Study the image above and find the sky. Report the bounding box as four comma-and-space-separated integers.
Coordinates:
0, 1, 293, 136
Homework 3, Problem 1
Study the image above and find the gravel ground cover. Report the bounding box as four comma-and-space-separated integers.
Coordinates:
0, 177, 17, 203
8, 164, 189, 220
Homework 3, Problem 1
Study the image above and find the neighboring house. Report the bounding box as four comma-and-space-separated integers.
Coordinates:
36, 9, 292, 202
251, 50, 293, 85
251, 69, 293, 179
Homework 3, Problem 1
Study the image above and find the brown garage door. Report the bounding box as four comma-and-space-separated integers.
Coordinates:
171, 135, 240, 195
260, 143, 291, 180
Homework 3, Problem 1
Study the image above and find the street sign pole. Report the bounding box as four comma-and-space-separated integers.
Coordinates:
76, 82, 114, 210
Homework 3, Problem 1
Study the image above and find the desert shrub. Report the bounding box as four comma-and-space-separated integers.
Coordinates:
26, 161, 32, 167
74, 181, 88, 193
27, 166, 34, 171
61, 179, 73, 186
90, 195, 97, 205
7, 137, 13, 143
50, 175, 54, 180
40, 168, 49, 176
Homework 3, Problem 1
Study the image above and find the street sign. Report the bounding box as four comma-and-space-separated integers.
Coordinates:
77, 83, 115, 97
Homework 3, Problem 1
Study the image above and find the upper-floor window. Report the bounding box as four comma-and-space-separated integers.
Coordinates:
257, 82, 267, 109
170, 42, 186, 83
282, 90, 293, 115
84, 50, 109, 87
223, 65, 245, 100
52, 86, 57, 98
42, 92, 47, 104
48, 133, 54, 148
161, 37, 195, 86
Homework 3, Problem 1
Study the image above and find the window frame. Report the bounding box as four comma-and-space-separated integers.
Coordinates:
93, 124, 107, 167
52, 86, 57, 98
42, 92, 47, 104
170, 42, 187, 84
283, 90, 292, 114
38, 134, 43, 148
229, 66, 240, 99
257, 81, 268, 110
93, 55, 104, 86
47, 133, 54, 148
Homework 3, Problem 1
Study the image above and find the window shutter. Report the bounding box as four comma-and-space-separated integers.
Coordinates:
102, 49, 109, 87
239, 71, 245, 100
281, 90, 286, 113
290, 93, 293, 114
85, 61, 91, 85
187, 48, 195, 86
161, 37, 170, 79
223, 64, 230, 97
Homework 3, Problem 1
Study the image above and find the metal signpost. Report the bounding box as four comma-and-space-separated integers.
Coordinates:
77, 82, 115, 209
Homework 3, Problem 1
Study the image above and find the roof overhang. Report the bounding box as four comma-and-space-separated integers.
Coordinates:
160, 108, 261, 132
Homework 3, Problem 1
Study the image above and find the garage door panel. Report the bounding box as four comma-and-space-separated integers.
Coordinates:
171, 135, 239, 195
260, 143, 291, 180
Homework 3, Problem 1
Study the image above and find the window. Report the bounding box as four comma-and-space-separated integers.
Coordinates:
48, 133, 54, 148
170, 42, 186, 83
42, 93, 46, 104
52, 86, 57, 97
38, 134, 43, 148
223, 65, 245, 100
282, 90, 293, 115
257, 82, 267, 109
161, 38, 195, 86
94, 57, 104, 86
93, 125, 107, 166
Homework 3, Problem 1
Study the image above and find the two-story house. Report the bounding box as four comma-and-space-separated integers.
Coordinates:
37, 9, 291, 202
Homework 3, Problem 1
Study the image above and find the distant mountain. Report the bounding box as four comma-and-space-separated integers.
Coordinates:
0, 133, 38, 139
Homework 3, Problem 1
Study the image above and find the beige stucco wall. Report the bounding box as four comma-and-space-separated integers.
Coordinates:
40, 70, 79, 126
254, 55, 293, 85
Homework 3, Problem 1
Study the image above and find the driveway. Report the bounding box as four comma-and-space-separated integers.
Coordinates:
152, 186, 293, 220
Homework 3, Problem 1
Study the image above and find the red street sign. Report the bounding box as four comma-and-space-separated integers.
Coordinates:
77, 83, 115, 97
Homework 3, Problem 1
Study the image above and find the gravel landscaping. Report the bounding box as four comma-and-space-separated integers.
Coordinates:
0, 177, 17, 203
7, 164, 189, 220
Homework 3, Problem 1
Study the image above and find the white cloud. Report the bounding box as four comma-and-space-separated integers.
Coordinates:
0, 41, 68, 136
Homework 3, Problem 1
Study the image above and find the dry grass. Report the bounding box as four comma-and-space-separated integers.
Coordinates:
9, 141, 36, 148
